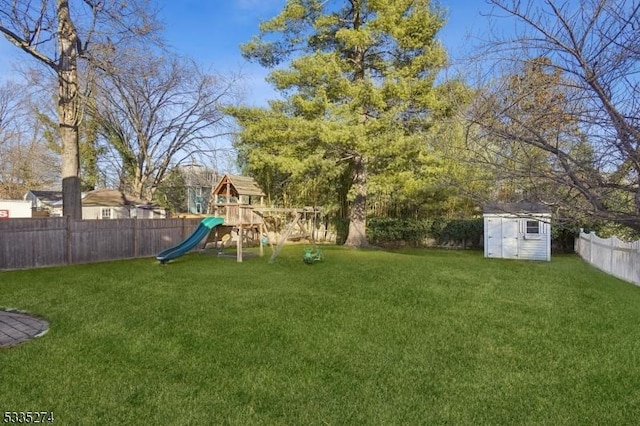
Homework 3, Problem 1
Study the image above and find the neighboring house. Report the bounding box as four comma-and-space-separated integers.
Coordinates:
483, 202, 551, 261
0, 200, 32, 218
82, 189, 166, 219
181, 164, 218, 214
24, 190, 63, 216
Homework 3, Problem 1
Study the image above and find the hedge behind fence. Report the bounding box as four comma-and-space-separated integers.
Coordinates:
367, 217, 483, 249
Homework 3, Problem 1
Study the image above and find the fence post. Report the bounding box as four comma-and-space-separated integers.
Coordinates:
609, 237, 614, 275
65, 216, 72, 265
133, 218, 139, 258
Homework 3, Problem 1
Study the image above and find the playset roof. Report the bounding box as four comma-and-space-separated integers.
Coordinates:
212, 174, 265, 197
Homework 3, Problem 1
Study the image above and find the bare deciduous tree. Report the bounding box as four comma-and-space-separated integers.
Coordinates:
92, 52, 238, 200
0, 81, 59, 198
0, 81, 19, 150
0, 0, 160, 218
466, 0, 640, 230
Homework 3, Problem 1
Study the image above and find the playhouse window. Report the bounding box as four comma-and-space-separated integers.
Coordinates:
526, 220, 540, 234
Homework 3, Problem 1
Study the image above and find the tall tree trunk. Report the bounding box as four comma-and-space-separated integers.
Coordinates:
344, 154, 370, 247
336, 165, 352, 244
343, 4, 370, 247
57, 0, 82, 218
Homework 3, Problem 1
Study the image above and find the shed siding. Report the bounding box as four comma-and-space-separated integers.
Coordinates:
519, 238, 549, 261
518, 218, 550, 261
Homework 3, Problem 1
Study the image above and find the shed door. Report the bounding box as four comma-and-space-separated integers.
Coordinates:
486, 218, 502, 258
502, 219, 519, 258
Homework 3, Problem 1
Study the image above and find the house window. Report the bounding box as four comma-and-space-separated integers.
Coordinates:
196, 202, 202, 214
526, 220, 540, 234
101, 208, 112, 220
196, 186, 202, 197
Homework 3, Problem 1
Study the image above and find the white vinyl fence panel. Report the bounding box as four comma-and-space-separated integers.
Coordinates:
575, 230, 640, 286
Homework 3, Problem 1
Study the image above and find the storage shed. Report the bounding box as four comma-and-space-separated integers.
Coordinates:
483, 202, 551, 261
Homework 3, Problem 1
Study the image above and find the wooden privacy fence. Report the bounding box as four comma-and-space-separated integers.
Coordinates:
0, 217, 203, 270
575, 230, 640, 286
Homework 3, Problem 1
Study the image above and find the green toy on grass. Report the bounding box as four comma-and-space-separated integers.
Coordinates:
302, 247, 323, 264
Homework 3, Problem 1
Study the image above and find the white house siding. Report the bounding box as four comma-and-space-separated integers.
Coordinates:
82, 206, 165, 220
82, 206, 130, 220
0, 200, 32, 218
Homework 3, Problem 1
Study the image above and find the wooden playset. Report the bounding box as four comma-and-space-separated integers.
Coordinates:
205, 174, 322, 263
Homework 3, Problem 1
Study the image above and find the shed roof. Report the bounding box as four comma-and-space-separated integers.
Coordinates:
483, 202, 551, 215
212, 174, 265, 197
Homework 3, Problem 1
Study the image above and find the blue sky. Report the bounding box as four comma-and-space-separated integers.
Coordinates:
0, 0, 495, 105
157, 0, 495, 104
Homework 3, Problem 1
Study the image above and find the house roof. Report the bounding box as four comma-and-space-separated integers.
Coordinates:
181, 164, 218, 187
82, 189, 151, 207
25, 190, 63, 204
212, 174, 265, 197
483, 202, 551, 215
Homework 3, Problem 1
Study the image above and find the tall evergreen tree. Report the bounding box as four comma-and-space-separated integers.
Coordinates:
230, 0, 458, 246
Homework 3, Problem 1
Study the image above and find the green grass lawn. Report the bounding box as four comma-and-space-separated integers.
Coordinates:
2, 246, 640, 424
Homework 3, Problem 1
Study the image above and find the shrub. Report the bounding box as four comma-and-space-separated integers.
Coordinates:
367, 217, 432, 247
367, 217, 483, 249
551, 224, 579, 254
430, 218, 483, 249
